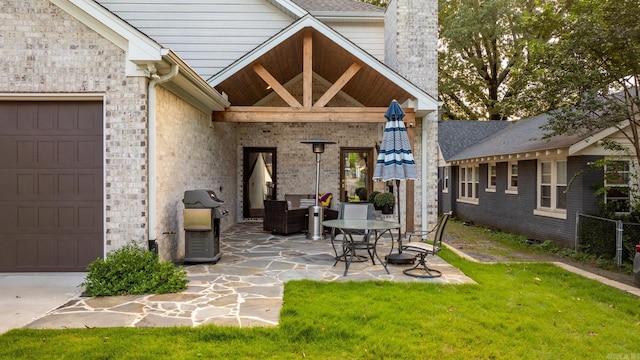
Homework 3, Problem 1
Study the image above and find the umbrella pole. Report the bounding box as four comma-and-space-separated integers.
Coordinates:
396, 179, 401, 244
386, 179, 415, 265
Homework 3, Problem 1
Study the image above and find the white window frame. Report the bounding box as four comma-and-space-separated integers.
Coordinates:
604, 160, 631, 213
505, 161, 518, 194
442, 166, 450, 193
534, 159, 567, 219
458, 165, 479, 205
486, 162, 497, 192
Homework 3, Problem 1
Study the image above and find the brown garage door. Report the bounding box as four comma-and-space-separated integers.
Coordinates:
0, 101, 103, 272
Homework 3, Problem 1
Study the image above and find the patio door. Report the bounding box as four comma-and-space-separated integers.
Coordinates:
243, 148, 276, 218
340, 148, 373, 203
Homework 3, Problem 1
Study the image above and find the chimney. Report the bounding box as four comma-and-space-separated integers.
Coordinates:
384, 0, 438, 97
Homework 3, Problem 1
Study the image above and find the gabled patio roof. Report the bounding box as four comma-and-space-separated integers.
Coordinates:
209, 15, 439, 121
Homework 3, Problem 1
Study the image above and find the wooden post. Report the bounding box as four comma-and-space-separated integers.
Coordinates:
406, 120, 415, 233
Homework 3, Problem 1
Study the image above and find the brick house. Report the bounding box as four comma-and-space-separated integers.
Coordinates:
0, 0, 439, 271
438, 115, 636, 247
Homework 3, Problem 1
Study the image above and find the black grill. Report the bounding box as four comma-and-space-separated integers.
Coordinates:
182, 189, 228, 263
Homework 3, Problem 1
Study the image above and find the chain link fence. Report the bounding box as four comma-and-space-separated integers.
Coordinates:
575, 213, 640, 268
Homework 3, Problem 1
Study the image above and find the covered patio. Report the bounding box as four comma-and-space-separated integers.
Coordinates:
24, 223, 474, 330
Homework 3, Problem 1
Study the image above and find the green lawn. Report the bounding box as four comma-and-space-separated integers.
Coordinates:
1, 249, 639, 359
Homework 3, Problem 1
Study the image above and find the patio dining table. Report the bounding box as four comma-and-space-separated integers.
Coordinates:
322, 219, 401, 276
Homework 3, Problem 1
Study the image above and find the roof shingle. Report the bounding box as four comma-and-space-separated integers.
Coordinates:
292, 0, 384, 13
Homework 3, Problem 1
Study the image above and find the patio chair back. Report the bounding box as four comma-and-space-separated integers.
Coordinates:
338, 202, 373, 221
431, 211, 451, 255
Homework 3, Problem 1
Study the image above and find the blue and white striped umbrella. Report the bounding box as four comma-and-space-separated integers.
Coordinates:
373, 100, 418, 182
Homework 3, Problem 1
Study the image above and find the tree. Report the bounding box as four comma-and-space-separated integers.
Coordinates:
358, 0, 389, 7
438, 0, 559, 120
534, 0, 640, 166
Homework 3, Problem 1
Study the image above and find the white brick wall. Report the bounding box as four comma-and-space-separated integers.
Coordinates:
235, 122, 386, 217
155, 87, 236, 260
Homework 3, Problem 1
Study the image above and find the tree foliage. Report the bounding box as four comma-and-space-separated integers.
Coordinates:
532, 0, 640, 165
358, 0, 389, 7
438, 0, 559, 120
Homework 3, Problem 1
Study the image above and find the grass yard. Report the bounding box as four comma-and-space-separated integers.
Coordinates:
1, 249, 639, 359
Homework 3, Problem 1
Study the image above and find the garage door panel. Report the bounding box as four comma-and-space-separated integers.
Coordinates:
0, 102, 102, 136
0, 170, 102, 201
0, 234, 101, 271
0, 136, 102, 168
1, 202, 103, 233
0, 101, 103, 272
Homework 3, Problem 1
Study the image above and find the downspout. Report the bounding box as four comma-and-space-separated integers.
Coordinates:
148, 64, 179, 252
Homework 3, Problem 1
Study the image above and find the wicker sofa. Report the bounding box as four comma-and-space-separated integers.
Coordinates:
263, 195, 338, 235
263, 200, 308, 235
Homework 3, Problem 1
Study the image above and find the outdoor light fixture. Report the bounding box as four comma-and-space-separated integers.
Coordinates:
301, 139, 335, 240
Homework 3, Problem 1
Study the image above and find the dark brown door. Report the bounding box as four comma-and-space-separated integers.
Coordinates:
243, 147, 276, 218
340, 148, 373, 203
0, 101, 103, 271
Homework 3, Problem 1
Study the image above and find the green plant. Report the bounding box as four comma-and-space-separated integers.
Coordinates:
355, 187, 367, 202
367, 190, 381, 203
374, 192, 395, 207
81, 241, 188, 296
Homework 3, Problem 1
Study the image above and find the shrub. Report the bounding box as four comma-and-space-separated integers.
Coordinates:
82, 241, 188, 296
368, 191, 381, 203
355, 187, 368, 201
374, 192, 395, 207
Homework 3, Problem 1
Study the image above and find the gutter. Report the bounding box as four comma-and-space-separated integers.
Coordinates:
147, 64, 179, 250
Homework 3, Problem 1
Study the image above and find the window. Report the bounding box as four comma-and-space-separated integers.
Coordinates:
459, 165, 479, 204
506, 162, 518, 194
442, 166, 450, 193
535, 159, 567, 218
605, 160, 631, 213
486, 163, 497, 192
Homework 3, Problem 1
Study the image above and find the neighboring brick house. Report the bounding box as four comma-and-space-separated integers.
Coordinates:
0, 0, 439, 271
438, 115, 636, 247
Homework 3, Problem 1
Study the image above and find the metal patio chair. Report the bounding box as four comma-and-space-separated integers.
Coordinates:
401, 212, 452, 278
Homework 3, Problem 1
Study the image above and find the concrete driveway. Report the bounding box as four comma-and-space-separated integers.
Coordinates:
0, 272, 86, 334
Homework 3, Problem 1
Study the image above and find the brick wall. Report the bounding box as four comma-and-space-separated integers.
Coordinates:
385, 0, 439, 231
452, 157, 603, 247
235, 122, 385, 217
155, 87, 237, 260
1, 1, 149, 253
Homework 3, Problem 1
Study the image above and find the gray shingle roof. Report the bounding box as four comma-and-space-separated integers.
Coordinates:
292, 0, 384, 12
446, 113, 589, 162
438, 120, 512, 161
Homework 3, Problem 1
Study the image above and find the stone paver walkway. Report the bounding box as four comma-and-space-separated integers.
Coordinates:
25, 223, 474, 330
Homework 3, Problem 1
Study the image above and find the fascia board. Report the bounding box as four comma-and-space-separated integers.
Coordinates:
210, 15, 439, 112
568, 121, 630, 155
50, 0, 161, 62
311, 11, 384, 23
265, 0, 308, 18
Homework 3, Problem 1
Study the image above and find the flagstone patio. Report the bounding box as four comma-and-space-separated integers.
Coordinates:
25, 222, 475, 330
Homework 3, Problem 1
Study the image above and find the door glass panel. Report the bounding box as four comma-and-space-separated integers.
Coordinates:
340, 148, 373, 202
243, 148, 276, 218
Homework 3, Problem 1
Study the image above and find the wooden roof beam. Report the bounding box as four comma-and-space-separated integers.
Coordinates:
313, 62, 361, 108
252, 63, 302, 108
212, 106, 415, 123
303, 30, 312, 108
